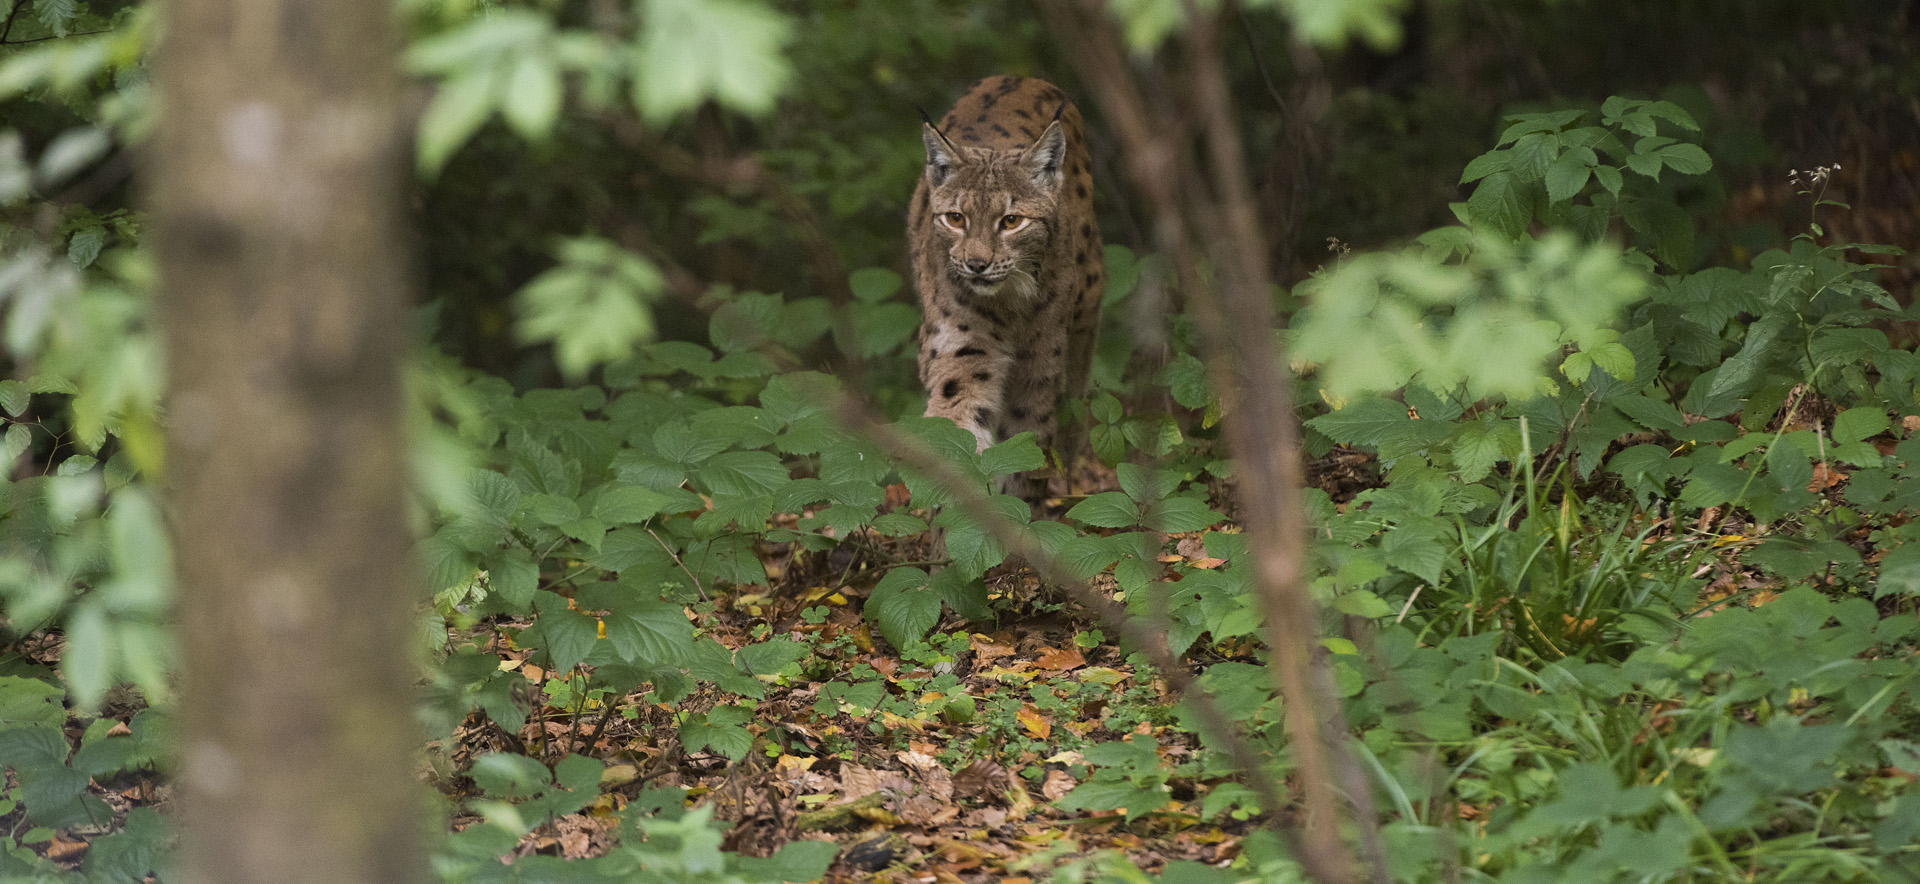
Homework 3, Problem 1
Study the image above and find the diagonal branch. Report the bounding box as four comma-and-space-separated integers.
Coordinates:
1035, 1, 1381, 881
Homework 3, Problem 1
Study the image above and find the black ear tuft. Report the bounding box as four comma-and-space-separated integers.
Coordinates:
923, 123, 961, 186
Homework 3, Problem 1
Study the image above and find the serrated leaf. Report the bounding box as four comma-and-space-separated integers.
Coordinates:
487, 552, 541, 611
1158, 353, 1212, 410
1467, 170, 1530, 240
1593, 164, 1623, 196
1145, 497, 1222, 533
594, 484, 672, 524
1459, 150, 1511, 184
1831, 407, 1889, 446
698, 450, 789, 497
0, 379, 28, 416
530, 592, 599, 672
1611, 394, 1686, 432
1305, 397, 1410, 447
1545, 153, 1591, 204
867, 567, 940, 649
981, 433, 1043, 478
1068, 491, 1139, 529
66, 227, 105, 268
1876, 542, 1920, 598
1656, 143, 1711, 175
602, 598, 694, 667
516, 242, 662, 380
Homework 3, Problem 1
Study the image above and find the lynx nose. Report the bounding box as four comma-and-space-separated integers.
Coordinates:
964, 258, 990, 275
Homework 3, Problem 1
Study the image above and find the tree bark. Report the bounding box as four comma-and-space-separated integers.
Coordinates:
151, 3, 423, 883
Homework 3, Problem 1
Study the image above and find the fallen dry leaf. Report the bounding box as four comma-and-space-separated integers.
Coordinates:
1040, 768, 1077, 801
1016, 704, 1051, 739
1034, 646, 1085, 671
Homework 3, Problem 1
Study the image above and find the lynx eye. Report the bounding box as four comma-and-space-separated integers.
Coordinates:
941, 211, 967, 229
998, 215, 1027, 232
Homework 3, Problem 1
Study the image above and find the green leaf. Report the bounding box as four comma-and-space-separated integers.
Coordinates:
1655, 142, 1712, 175
0, 677, 66, 730
1332, 589, 1392, 618
516, 240, 662, 380
67, 226, 105, 268
1611, 394, 1685, 432
847, 267, 902, 302
593, 485, 672, 524
416, 67, 500, 175
867, 567, 941, 649
634, 0, 793, 124
1544, 153, 1591, 204
501, 51, 562, 140
981, 434, 1043, 478
600, 598, 695, 668
1307, 397, 1411, 447
1158, 353, 1212, 410
1144, 497, 1221, 533
1831, 407, 1889, 445
1877, 542, 1920, 598
735, 839, 839, 884
1466, 170, 1530, 240
1593, 164, 1623, 196
487, 552, 541, 611
529, 592, 600, 672
698, 450, 790, 497
0, 378, 27, 416
1068, 491, 1139, 529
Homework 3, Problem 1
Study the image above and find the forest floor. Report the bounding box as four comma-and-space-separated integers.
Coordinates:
12, 439, 1870, 882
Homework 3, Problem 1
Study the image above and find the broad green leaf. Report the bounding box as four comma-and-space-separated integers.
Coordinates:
867, 567, 940, 649
601, 598, 695, 667
501, 52, 562, 140
847, 267, 901, 302
487, 552, 540, 611
416, 67, 500, 175
981, 434, 1043, 478
1144, 497, 1221, 534
1466, 170, 1529, 240
0, 378, 27, 416
594, 485, 672, 524
1830, 407, 1889, 446
1545, 153, 1590, 203
698, 450, 790, 497
1068, 491, 1139, 529
1877, 542, 1920, 598
529, 592, 599, 672
634, 0, 792, 124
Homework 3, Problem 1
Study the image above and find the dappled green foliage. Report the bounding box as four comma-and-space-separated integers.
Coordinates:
3, 0, 1920, 881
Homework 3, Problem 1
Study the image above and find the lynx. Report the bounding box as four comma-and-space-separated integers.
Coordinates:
909, 75, 1104, 501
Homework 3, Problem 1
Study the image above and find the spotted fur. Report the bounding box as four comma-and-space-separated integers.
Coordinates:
908, 75, 1104, 500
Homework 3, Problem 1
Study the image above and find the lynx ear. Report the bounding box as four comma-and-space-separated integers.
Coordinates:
1020, 120, 1067, 192
923, 123, 963, 186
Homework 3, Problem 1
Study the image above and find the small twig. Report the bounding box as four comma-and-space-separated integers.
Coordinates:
647, 526, 708, 601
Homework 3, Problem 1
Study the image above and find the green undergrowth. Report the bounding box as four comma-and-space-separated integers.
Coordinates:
1, 20, 1918, 879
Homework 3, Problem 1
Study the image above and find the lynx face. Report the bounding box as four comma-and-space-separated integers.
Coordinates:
921, 122, 1067, 299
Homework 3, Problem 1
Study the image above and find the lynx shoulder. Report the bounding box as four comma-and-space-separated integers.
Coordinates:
908, 75, 1104, 500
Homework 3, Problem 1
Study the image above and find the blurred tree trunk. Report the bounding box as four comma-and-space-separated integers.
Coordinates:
150, 2, 423, 883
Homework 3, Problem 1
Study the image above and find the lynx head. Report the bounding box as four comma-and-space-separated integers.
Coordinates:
921, 120, 1067, 298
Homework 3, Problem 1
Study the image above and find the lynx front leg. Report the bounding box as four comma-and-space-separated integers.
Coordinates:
919, 316, 1012, 452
